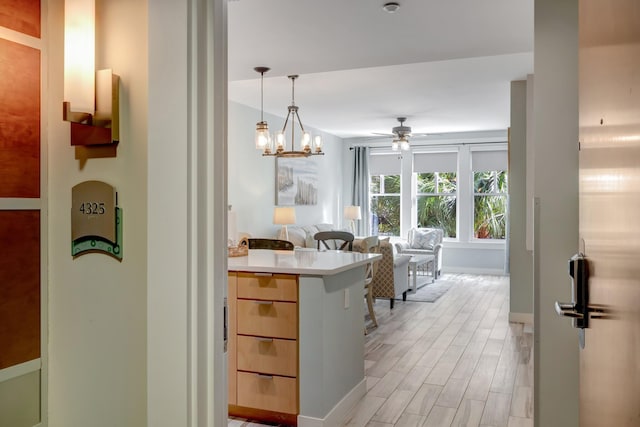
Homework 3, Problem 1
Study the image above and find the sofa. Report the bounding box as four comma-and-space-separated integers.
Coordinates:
355, 238, 411, 309
394, 228, 444, 279
285, 223, 348, 249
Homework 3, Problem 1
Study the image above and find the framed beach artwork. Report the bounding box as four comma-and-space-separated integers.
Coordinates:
276, 157, 319, 205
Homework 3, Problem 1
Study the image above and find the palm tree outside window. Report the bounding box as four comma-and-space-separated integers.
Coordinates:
370, 174, 401, 236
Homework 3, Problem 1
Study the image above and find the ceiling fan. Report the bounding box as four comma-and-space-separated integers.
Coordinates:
372, 117, 428, 151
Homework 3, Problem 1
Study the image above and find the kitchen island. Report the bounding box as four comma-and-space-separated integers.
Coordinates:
227, 248, 381, 427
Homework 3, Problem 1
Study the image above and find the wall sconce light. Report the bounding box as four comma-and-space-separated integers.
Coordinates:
63, 0, 119, 146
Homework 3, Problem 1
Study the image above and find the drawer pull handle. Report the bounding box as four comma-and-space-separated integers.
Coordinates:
257, 374, 274, 379
253, 301, 274, 305
254, 273, 273, 277
256, 337, 273, 343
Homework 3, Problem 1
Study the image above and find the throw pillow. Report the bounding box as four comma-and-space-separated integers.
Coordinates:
286, 227, 306, 248
301, 225, 320, 248
410, 229, 436, 250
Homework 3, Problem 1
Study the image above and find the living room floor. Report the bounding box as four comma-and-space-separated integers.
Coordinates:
230, 273, 533, 427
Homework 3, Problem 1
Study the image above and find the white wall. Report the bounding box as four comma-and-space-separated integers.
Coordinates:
533, 0, 579, 425
47, 0, 148, 426
228, 101, 345, 238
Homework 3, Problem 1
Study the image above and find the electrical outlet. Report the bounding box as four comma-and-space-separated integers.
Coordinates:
344, 288, 350, 309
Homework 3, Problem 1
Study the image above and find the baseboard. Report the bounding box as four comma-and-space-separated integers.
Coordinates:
509, 312, 534, 324
442, 267, 507, 276
297, 378, 366, 427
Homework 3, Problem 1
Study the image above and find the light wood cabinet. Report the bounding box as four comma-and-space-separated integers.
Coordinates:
228, 271, 299, 421
227, 273, 237, 406
237, 272, 297, 302
237, 336, 297, 377
237, 372, 298, 415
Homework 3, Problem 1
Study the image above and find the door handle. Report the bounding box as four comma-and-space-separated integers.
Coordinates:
555, 253, 589, 329
554, 301, 584, 319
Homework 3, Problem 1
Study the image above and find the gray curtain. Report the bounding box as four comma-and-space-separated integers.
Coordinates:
351, 146, 370, 236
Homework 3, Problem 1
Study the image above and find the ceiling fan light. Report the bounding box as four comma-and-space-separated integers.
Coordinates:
383, 2, 400, 13
400, 138, 410, 151
392, 140, 399, 151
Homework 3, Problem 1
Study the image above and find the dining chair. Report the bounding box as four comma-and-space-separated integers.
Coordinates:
358, 236, 380, 332
314, 231, 354, 251
240, 237, 294, 251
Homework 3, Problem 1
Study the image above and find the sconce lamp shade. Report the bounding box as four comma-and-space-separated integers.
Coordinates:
344, 206, 362, 221
62, 0, 120, 146
273, 207, 296, 241
64, 0, 95, 115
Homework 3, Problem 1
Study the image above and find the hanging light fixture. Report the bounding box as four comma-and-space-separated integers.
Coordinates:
390, 117, 411, 151
392, 135, 410, 151
258, 73, 324, 158
254, 66, 271, 150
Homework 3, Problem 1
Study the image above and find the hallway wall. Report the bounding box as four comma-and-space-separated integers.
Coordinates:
47, 1, 148, 426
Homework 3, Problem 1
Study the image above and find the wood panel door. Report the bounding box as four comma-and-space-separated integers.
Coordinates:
579, 1, 640, 425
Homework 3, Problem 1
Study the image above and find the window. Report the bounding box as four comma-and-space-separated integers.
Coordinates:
413, 151, 458, 238
370, 174, 400, 236
472, 150, 508, 239
366, 144, 507, 243
416, 172, 457, 238
369, 153, 401, 236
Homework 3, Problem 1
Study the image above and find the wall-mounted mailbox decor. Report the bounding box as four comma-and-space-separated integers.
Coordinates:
71, 180, 122, 260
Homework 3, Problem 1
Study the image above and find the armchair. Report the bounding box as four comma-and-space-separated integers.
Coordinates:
395, 228, 444, 279
355, 238, 411, 309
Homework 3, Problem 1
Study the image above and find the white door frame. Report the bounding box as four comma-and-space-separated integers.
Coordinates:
147, 0, 227, 426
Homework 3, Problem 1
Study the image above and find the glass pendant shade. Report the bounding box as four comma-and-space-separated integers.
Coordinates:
392, 140, 399, 151
275, 131, 286, 152
255, 121, 269, 149
301, 131, 311, 151
314, 135, 323, 152
400, 138, 410, 151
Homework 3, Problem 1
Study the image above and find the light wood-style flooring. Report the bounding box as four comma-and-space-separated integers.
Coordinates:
230, 274, 534, 427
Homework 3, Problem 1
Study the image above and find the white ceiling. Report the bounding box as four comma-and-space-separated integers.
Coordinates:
228, 0, 534, 139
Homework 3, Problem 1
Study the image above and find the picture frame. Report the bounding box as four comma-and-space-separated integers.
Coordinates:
276, 157, 319, 205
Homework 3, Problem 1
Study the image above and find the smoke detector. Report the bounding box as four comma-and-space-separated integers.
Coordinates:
383, 2, 400, 13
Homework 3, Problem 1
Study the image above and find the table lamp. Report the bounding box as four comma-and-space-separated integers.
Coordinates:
344, 205, 362, 234
273, 206, 296, 241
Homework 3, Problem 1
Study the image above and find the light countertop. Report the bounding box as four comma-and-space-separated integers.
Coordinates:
227, 248, 381, 275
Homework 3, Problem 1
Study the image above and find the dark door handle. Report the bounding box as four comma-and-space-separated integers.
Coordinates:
555, 301, 584, 319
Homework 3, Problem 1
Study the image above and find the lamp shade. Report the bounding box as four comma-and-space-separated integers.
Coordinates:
344, 206, 362, 221
273, 207, 296, 225
64, 0, 95, 115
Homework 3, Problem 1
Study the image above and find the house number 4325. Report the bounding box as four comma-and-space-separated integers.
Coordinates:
79, 202, 106, 215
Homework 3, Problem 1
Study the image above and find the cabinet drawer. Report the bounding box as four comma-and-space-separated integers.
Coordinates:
237, 336, 297, 377
237, 273, 297, 302
237, 372, 298, 415
237, 300, 297, 339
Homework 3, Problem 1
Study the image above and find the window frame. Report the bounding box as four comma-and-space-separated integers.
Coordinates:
472, 169, 508, 240
414, 171, 458, 238
369, 173, 401, 237
366, 142, 508, 245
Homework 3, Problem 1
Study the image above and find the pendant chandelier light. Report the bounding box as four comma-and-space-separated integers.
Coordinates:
254, 66, 271, 150
254, 68, 324, 158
